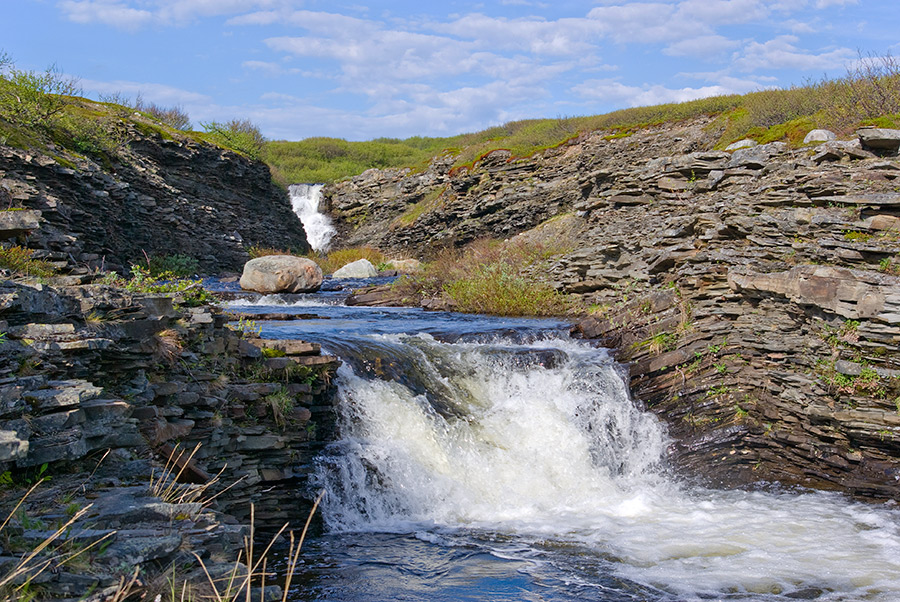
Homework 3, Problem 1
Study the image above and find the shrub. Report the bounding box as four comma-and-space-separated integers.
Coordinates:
395, 237, 574, 316
0, 245, 55, 277
144, 253, 200, 278
102, 265, 214, 307
141, 102, 190, 131
202, 118, 266, 160
0, 59, 80, 130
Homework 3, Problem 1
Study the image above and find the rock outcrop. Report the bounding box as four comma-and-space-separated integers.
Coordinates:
0, 278, 339, 594
326, 120, 900, 501
0, 125, 309, 275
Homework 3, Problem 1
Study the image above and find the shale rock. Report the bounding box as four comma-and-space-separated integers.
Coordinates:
857, 127, 900, 153
239, 255, 323, 293
325, 116, 900, 501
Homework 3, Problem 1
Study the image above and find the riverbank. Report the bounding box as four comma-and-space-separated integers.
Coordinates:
0, 274, 340, 598
329, 122, 900, 501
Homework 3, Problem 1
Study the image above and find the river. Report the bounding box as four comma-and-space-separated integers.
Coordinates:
224, 280, 900, 602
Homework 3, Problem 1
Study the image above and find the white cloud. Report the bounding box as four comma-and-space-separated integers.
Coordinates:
732, 35, 855, 72
664, 35, 741, 58
571, 75, 762, 107
433, 13, 601, 57
675, 0, 771, 26
58, 0, 290, 28
815, 0, 859, 7
242, 60, 285, 77
58, 0, 152, 30
80, 78, 212, 106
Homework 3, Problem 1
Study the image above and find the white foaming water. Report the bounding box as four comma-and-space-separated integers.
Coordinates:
289, 183, 335, 252
225, 296, 334, 308
316, 334, 900, 601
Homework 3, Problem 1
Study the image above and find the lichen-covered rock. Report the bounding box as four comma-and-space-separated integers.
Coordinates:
332, 258, 378, 279
857, 127, 900, 153
239, 255, 323, 293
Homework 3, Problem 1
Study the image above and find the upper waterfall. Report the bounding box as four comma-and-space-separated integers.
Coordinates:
290, 183, 336, 252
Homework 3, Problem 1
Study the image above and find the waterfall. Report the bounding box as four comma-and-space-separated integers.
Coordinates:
313, 332, 900, 600
289, 183, 335, 252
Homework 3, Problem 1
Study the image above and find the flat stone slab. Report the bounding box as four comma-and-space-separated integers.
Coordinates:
0, 210, 41, 240
858, 127, 900, 152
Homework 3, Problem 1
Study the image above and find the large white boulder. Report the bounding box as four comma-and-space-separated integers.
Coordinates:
239, 255, 323, 293
725, 139, 757, 151
332, 258, 379, 279
803, 129, 836, 144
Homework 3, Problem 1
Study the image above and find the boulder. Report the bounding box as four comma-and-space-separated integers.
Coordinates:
857, 127, 900, 153
239, 255, 323, 293
725, 139, 757, 151
803, 129, 836, 144
387, 258, 422, 273
332, 258, 379, 279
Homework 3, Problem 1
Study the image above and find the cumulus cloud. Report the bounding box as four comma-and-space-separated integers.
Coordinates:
58, 0, 152, 30
58, 0, 288, 28
732, 35, 855, 72
571, 77, 746, 107
80, 78, 212, 106
664, 35, 741, 59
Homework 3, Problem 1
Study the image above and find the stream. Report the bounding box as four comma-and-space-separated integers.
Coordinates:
223, 280, 900, 602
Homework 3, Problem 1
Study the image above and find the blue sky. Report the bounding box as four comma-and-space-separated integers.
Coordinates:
6, 1, 899, 141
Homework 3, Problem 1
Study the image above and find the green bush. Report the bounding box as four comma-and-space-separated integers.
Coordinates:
0, 58, 80, 130
145, 253, 200, 278
102, 265, 213, 307
202, 118, 265, 160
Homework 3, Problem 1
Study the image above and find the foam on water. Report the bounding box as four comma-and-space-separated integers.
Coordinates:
314, 333, 900, 601
289, 183, 335, 252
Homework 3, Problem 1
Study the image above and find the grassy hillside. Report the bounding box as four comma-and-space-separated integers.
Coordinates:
267, 55, 900, 184
0, 53, 266, 169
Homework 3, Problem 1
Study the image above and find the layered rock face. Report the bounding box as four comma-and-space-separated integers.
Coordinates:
0, 128, 309, 275
0, 278, 339, 591
326, 120, 900, 500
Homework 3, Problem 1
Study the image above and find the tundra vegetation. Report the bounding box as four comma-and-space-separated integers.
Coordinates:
264, 53, 900, 184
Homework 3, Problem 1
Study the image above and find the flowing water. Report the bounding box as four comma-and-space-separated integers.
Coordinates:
226, 285, 900, 602
290, 183, 336, 252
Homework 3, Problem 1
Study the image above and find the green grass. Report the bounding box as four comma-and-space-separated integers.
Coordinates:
392, 237, 575, 316
264, 55, 900, 184
0, 245, 55, 277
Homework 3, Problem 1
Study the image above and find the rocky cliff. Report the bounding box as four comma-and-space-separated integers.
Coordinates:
0, 120, 309, 275
325, 119, 900, 500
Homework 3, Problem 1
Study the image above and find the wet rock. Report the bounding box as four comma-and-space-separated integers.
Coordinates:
239, 255, 323, 293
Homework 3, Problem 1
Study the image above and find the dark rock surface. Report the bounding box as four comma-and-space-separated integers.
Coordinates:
0, 278, 339, 596
326, 119, 900, 501
0, 128, 309, 275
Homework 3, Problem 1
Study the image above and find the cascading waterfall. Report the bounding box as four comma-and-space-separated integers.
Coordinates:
289, 183, 335, 252
313, 332, 900, 601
